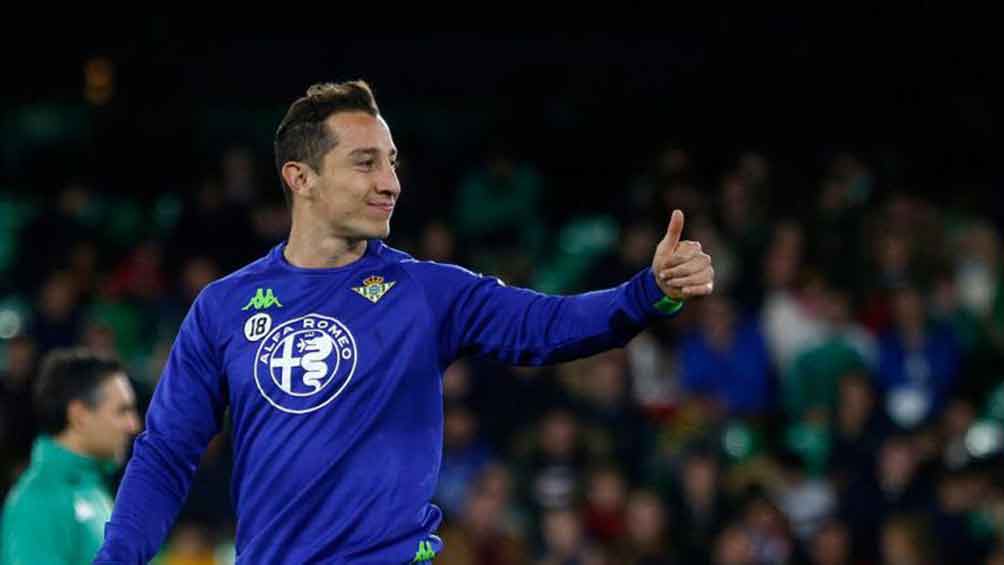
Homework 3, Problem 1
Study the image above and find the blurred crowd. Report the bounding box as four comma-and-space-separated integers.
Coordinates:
1, 143, 1003, 565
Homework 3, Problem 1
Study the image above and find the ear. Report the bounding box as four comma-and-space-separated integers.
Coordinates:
281, 161, 316, 202
66, 398, 92, 432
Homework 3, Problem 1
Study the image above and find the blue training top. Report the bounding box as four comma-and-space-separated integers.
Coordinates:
95, 239, 680, 564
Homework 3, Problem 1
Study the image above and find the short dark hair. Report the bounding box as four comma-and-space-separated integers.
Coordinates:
33, 348, 124, 435
274, 80, 381, 208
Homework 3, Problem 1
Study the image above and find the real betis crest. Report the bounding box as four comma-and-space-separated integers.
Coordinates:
352, 275, 396, 304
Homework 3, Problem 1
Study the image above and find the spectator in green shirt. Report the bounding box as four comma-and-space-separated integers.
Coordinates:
1, 349, 140, 565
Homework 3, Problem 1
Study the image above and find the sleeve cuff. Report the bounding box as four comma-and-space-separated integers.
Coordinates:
637, 267, 684, 317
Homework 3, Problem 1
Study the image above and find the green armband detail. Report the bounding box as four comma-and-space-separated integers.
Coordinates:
653, 295, 684, 315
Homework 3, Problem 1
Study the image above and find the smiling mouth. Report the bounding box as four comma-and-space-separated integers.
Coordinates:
368, 203, 394, 213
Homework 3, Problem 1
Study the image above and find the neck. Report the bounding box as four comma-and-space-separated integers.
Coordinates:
284, 217, 368, 269
53, 430, 92, 458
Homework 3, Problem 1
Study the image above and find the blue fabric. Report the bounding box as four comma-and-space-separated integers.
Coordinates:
95, 240, 679, 564
875, 322, 960, 420
679, 318, 772, 415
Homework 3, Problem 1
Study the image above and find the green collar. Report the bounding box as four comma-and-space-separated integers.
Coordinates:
30, 435, 115, 483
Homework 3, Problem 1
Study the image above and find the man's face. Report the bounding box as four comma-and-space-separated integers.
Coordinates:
78, 373, 141, 463
309, 112, 401, 240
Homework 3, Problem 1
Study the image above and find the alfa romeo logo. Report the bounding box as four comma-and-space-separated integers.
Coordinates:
254, 314, 358, 414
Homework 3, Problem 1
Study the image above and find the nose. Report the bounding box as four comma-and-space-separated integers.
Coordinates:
376, 163, 401, 199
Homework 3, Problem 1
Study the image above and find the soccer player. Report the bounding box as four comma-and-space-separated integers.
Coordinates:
2, 349, 140, 564
95, 81, 714, 564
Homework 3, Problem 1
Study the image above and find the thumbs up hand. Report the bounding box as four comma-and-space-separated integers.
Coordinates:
651, 209, 715, 301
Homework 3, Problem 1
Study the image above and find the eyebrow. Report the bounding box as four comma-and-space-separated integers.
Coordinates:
348, 147, 398, 159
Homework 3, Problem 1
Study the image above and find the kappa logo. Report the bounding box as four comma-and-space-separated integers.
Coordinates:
412, 540, 437, 562
243, 288, 284, 311
254, 313, 358, 414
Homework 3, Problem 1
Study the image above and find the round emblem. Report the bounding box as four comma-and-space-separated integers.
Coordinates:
244, 313, 272, 341
254, 314, 358, 414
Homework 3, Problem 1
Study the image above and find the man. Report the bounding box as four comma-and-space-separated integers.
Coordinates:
2, 348, 140, 564
96, 80, 714, 564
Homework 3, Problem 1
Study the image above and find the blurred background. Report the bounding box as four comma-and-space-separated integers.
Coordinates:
1, 27, 1003, 564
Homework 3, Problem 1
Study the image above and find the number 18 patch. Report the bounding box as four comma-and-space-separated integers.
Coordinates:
245, 313, 273, 341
